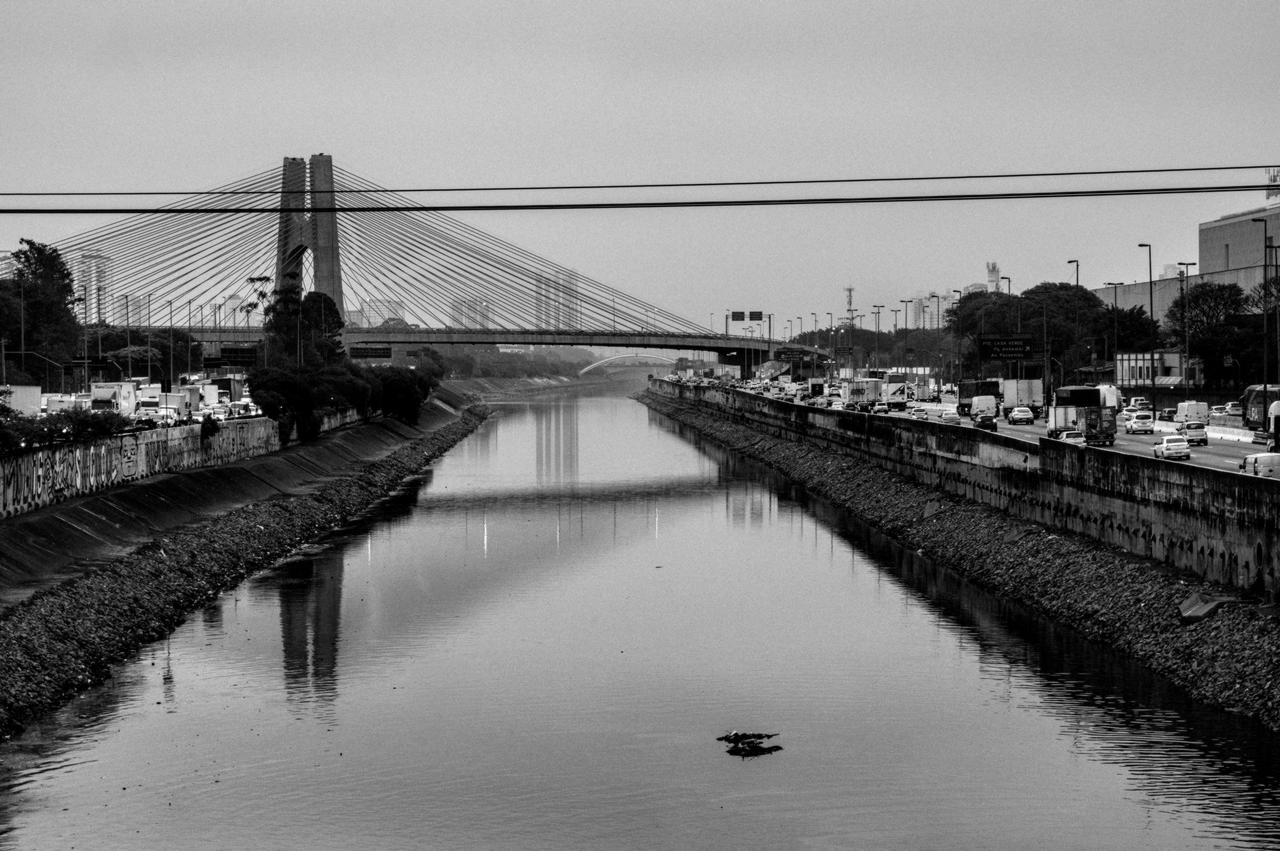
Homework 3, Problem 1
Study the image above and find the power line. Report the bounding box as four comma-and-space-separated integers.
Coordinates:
2, 182, 1274, 214
0, 163, 1275, 197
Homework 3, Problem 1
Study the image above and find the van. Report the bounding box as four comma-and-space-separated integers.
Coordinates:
1176, 420, 1208, 446
1239, 452, 1280, 477
1176, 400, 1209, 423
970, 395, 999, 421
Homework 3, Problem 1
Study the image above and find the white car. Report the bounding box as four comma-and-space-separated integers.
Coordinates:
938, 409, 961, 425
871, 402, 889, 414
1059, 430, 1086, 446
1124, 412, 1154, 434
1006, 406, 1034, 425
1210, 405, 1228, 417
1119, 407, 1139, 422
909, 407, 930, 420
1154, 435, 1191, 460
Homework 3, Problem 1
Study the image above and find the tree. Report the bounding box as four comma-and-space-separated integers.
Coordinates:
1166, 280, 1248, 389
300, 291, 345, 366
1, 239, 81, 384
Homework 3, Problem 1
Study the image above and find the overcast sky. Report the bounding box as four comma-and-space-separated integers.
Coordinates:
3, 0, 1277, 333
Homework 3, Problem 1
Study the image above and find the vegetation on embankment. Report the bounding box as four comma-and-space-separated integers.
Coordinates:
0, 406, 490, 740
637, 390, 1280, 733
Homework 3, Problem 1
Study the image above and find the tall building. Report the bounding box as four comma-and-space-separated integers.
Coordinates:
74, 252, 110, 324
450, 297, 492, 329
534, 271, 581, 329
363, 299, 407, 326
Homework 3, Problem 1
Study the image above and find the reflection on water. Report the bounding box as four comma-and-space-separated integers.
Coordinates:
2, 387, 1280, 849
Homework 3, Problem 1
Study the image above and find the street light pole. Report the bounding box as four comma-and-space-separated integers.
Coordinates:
1104, 282, 1121, 370
1068, 259, 1079, 288
872, 305, 883, 369
900, 299, 911, 331
951, 289, 963, 387
891, 308, 900, 333
1178, 261, 1197, 400
1139, 243, 1154, 404
1000, 275, 1011, 294
1253, 219, 1269, 430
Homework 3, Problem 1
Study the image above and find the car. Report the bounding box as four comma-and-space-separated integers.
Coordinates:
1119, 406, 1139, 422
974, 415, 998, 432
1058, 430, 1086, 446
909, 407, 930, 420
1239, 452, 1280, 477
1226, 402, 1243, 417
1176, 420, 1208, 446
871, 402, 889, 414
1156, 408, 1177, 422
1006, 406, 1034, 425
1153, 435, 1191, 460
1124, 412, 1154, 434
828, 399, 845, 411
939, 409, 961, 425
1210, 405, 1228, 417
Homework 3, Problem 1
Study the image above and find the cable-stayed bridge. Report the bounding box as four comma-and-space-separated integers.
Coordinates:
52, 154, 800, 369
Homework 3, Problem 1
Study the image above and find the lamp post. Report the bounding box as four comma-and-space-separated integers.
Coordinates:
1068, 259, 1079, 288
1177, 261, 1197, 400
891, 308, 900, 333
1104, 282, 1121, 371
872, 305, 883, 369
1138, 243, 1155, 404
1253, 219, 1270, 429
900, 299, 912, 331
786, 320, 793, 339
930, 293, 941, 330
1000, 275, 1011, 295
951, 289, 963, 385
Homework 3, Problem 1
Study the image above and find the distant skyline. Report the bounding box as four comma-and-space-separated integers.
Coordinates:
3, 0, 1278, 333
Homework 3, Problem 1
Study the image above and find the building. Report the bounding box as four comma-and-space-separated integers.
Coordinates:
74, 252, 110, 324
534, 272, 582, 330
362, 299, 407, 327
449, 297, 493, 329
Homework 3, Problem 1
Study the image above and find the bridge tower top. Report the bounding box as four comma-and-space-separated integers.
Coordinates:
276, 154, 345, 318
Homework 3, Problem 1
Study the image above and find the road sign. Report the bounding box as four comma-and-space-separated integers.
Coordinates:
979, 334, 1034, 360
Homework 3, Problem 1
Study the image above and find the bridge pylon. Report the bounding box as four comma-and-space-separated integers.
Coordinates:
275, 154, 345, 319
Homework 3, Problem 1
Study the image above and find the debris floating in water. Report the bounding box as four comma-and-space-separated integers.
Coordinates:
717, 730, 782, 758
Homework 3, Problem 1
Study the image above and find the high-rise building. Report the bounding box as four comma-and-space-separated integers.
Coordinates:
74, 252, 110, 324
363, 299, 407, 326
534, 271, 581, 329
450, 297, 493, 329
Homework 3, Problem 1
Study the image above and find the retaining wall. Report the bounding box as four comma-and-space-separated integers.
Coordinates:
0, 409, 361, 519
651, 380, 1280, 597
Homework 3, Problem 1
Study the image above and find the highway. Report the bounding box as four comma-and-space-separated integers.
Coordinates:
895, 403, 1264, 474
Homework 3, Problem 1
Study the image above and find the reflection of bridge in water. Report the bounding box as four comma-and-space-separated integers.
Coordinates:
53, 153, 818, 370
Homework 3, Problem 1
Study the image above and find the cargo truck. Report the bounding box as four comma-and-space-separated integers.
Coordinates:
1000, 379, 1044, 418
90, 382, 139, 417
1047, 385, 1116, 445
957, 378, 1002, 416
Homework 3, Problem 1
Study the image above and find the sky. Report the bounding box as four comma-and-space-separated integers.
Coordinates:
3, 0, 1278, 335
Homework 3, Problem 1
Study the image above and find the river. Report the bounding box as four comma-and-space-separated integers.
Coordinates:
2, 384, 1280, 849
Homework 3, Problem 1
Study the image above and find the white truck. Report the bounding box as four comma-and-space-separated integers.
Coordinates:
970, 394, 999, 420
1176, 400, 1209, 423
1000, 379, 1044, 418
90, 382, 139, 417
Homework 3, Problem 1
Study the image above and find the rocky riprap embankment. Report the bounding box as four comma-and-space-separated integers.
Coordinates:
0, 407, 489, 739
638, 391, 1280, 732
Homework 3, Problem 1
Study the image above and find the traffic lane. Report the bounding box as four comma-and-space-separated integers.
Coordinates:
898, 412, 1260, 473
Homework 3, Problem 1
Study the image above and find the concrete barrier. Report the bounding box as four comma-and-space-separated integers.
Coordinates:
0, 409, 363, 520
651, 380, 1280, 597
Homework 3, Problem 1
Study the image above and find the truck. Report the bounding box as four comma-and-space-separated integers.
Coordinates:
90, 382, 139, 417
1047, 385, 1116, 445
957, 378, 1002, 417
844, 378, 883, 411
1175, 400, 1209, 423
1000, 379, 1044, 418
1, 385, 42, 416
882, 372, 914, 411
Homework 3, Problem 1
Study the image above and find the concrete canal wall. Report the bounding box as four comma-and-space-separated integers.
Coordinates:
0, 410, 360, 519
648, 379, 1280, 598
